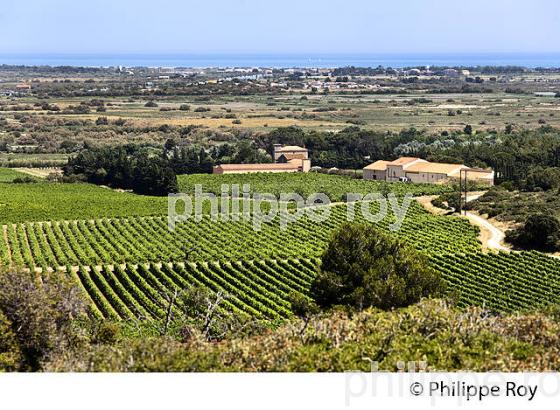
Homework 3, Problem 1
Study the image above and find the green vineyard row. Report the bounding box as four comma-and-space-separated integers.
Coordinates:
0, 202, 480, 269
70, 258, 319, 321
57, 250, 560, 321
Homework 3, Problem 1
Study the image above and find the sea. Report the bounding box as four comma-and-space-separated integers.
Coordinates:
1, 53, 560, 69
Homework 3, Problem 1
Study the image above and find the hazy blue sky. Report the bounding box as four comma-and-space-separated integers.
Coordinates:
1, 0, 559, 54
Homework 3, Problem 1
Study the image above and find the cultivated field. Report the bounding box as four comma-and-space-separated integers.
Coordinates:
1, 169, 560, 318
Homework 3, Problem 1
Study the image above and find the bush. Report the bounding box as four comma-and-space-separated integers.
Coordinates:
506, 213, 560, 251
311, 224, 444, 310
194, 107, 211, 113
95, 116, 109, 126
0, 311, 22, 371
179, 104, 191, 111
12, 176, 37, 184
44, 299, 560, 372
144, 101, 158, 108
0, 269, 87, 370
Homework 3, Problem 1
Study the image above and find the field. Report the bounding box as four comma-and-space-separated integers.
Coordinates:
177, 172, 453, 200
2, 171, 560, 318
0, 153, 70, 168
0, 181, 169, 223
0, 167, 36, 183
4, 92, 560, 137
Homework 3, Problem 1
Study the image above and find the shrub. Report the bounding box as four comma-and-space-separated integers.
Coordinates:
0, 311, 22, 371
44, 299, 560, 372
506, 213, 560, 251
311, 224, 444, 310
0, 269, 87, 370
12, 176, 37, 184
144, 101, 158, 108
95, 116, 109, 126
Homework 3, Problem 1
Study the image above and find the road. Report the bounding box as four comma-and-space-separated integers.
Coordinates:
464, 212, 510, 252
463, 192, 510, 252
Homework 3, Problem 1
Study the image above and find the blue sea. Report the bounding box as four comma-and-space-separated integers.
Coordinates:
1, 53, 560, 69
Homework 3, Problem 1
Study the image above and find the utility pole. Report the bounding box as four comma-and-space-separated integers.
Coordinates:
464, 170, 468, 216
458, 169, 462, 215
459, 169, 469, 216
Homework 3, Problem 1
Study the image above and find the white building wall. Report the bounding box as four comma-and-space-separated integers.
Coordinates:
363, 169, 387, 180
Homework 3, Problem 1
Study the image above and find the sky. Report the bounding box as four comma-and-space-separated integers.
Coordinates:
1, 0, 559, 55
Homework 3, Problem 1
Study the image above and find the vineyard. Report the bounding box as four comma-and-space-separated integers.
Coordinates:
65, 250, 560, 321
0, 181, 169, 223
430, 251, 560, 312
178, 172, 454, 201
0, 168, 38, 183
71, 259, 318, 321
2, 169, 560, 320
1, 202, 480, 269
0, 171, 451, 224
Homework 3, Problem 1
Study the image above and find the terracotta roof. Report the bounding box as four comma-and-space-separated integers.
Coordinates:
363, 160, 391, 171
275, 145, 308, 152
406, 162, 466, 175
389, 157, 422, 166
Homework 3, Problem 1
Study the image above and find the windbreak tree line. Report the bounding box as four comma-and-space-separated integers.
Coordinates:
64, 145, 178, 196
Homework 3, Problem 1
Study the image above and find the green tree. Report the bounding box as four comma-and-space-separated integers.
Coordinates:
506, 213, 560, 251
132, 155, 179, 196
311, 224, 444, 310
524, 166, 560, 191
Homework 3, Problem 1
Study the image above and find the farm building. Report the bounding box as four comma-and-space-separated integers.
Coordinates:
213, 145, 311, 174
363, 157, 494, 185
273, 144, 309, 162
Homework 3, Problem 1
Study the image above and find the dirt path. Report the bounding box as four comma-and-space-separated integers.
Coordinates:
417, 191, 511, 252
462, 192, 511, 252
14, 167, 62, 178
465, 212, 510, 252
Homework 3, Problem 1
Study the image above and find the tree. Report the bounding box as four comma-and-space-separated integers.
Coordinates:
464, 124, 473, 135
177, 286, 258, 341
132, 155, 179, 196
64, 145, 179, 196
506, 213, 560, 251
311, 224, 444, 310
524, 166, 560, 191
